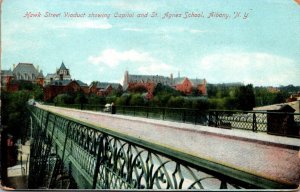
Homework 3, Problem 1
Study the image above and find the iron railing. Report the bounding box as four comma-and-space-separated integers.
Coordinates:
28, 106, 295, 189
45, 103, 300, 138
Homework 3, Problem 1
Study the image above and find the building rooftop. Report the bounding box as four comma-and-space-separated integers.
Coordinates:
93, 82, 122, 90
59, 62, 67, 70
1, 69, 13, 76
13, 63, 39, 75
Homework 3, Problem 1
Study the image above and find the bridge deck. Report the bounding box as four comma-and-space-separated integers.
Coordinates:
37, 104, 300, 187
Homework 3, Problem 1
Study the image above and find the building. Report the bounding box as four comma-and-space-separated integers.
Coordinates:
123, 71, 207, 98
89, 82, 123, 96
43, 80, 89, 101
1, 69, 16, 91
174, 77, 207, 95
1, 63, 44, 90
45, 62, 71, 85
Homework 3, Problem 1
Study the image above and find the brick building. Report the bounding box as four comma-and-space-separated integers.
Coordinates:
89, 82, 123, 96
43, 80, 89, 101
1, 63, 44, 91
123, 71, 207, 98
1, 69, 18, 91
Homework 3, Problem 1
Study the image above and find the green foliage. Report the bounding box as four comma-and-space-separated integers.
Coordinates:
149, 96, 162, 107
87, 94, 106, 105
224, 97, 238, 110
1, 90, 31, 140
105, 96, 117, 104
208, 98, 226, 109
153, 83, 181, 96
278, 85, 300, 93
53, 94, 73, 105
129, 94, 145, 106
108, 89, 123, 97
115, 93, 131, 106
254, 87, 289, 106
191, 98, 209, 110
273, 92, 289, 103
18, 80, 34, 90
33, 85, 44, 101
183, 98, 193, 108
236, 84, 255, 110
206, 84, 218, 97
166, 96, 184, 108
156, 94, 172, 107
74, 92, 87, 104
191, 88, 203, 96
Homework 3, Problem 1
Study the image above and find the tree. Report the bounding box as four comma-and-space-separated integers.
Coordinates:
53, 94, 73, 105
87, 94, 105, 105
153, 83, 181, 96
74, 92, 87, 104
236, 84, 255, 110
115, 93, 131, 106
206, 84, 218, 97
32, 84, 44, 101
1, 90, 31, 141
191, 98, 209, 110
129, 94, 145, 106
273, 92, 288, 104
191, 88, 203, 97
166, 96, 184, 108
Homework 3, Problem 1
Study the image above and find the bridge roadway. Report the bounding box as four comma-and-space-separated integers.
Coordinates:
37, 104, 300, 187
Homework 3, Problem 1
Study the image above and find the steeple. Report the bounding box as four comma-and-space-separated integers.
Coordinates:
60, 61, 67, 70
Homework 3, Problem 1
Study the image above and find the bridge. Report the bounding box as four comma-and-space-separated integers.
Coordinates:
26, 104, 300, 190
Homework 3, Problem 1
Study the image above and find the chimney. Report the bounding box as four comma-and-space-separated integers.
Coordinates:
123, 70, 129, 90
170, 73, 173, 80
13, 64, 16, 69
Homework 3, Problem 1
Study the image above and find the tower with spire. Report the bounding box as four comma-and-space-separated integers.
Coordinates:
55, 61, 71, 81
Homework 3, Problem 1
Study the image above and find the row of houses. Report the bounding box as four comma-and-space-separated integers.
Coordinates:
1, 62, 207, 101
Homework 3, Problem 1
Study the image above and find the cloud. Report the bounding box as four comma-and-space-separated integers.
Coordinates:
122, 27, 144, 32
88, 49, 150, 67
189, 29, 209, 34
88, 49, 177, 75
197, 52, 299, 86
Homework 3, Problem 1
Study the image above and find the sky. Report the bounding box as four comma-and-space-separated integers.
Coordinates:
1, 0, 300, 86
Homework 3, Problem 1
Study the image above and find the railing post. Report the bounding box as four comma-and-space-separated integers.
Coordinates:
60, 121, 71, 171
162, 108, 166, 120
208, 111, 212, 126
93, 135, 106, 189
194, 110, 198, 125
146, 107, 149, 118
252, 113, 257, 132
215, 111, 219, 127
